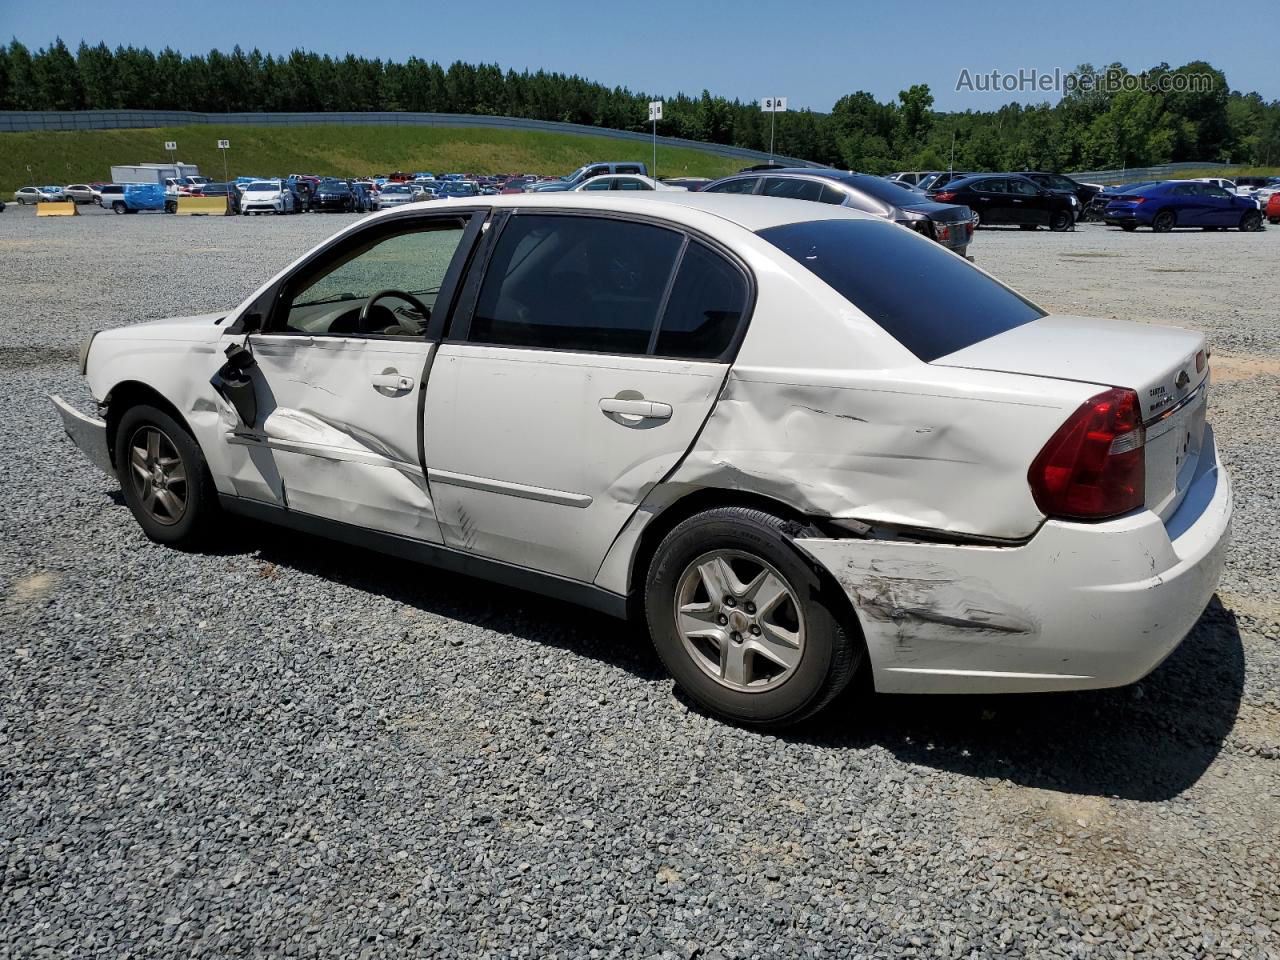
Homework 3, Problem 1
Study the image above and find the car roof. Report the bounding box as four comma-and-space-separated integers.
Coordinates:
357, 191, 879, 233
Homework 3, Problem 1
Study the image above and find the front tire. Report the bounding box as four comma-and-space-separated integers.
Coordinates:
112, 201, 126, 214
644, 506, 862, 727
1049, 210, 1073, 232
1239, 210, 1263, 232
115, 404, 218, 547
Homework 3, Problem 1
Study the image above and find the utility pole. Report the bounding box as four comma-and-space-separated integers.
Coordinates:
648, 101, 663, 181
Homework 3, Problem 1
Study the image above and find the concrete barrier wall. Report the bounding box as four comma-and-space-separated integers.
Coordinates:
0, 110, 821, 168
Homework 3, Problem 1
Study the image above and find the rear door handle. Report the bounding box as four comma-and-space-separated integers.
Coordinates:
371, 373, 414, 391
599, 397, 672, 420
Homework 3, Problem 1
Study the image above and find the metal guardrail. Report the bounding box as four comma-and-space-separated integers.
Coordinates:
0, 110, 820, 168
1065, 162, 1228, 185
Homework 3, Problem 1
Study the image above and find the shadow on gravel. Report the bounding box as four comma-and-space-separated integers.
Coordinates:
242, 525, 668, 681
787, 597, 1245, 802
217, 522, 1243, 802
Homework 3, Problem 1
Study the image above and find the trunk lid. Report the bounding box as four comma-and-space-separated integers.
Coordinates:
935, 314, 1209, 523
900, 200, 971, 223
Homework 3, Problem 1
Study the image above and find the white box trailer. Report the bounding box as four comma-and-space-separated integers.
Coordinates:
109, 163, 201, 184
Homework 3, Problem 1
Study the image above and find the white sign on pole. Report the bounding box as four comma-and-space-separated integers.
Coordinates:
164, 141, 178, 151
648, 100, 664, 122
217, 139, 230, 149
760, 97, 788, 113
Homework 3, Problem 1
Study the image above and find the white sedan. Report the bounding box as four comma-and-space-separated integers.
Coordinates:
240, 180, 296, 215
573, 174, 688, 192
51, 193, 1230, 727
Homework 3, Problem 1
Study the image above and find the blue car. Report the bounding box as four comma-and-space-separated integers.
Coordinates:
1104, 180, 1265, 233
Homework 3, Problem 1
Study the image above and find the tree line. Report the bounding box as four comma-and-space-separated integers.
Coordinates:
2, 39, 1278, 172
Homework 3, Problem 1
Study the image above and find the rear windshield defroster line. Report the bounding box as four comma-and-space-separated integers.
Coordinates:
756, 219, 1045, 362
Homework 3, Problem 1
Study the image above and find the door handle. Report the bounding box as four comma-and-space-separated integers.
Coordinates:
599, 397, 672, 420
371, 373, 414, 391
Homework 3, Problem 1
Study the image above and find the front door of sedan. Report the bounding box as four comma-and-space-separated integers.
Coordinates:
221, 211, 483, 542
1200, 184, 1241, 226
423, 212, 752, 582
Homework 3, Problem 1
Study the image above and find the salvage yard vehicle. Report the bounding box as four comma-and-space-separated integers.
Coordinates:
374, 183, 418, 208
240, 180, 297, 215
704, 169, 974, 257
930, 174, 1076, 231
52, 193, 1231, 728
1104, 181, 1265, 232
1267, 192, 1280, 224
63, 183, 97, 204
573, 174, 687, 192
310, 179, 357, 212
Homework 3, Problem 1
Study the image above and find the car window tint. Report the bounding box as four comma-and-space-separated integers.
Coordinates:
469, 215, 683, 355
581, 179, 613, 191
758, 218, 1044, 362
762, 177, 825, 202
818, 183, 847, 205
616, 179, 649, 191
283, 221, 467, 338
705, 178, 758, 194
1007, 179, 1039, 196
654, 242, 748, 360
1173, 184, 1195, 196
976, 179, 1006, 193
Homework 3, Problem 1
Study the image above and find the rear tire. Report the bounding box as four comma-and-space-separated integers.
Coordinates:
114, 404, 218, 548
1152, 210, 1176, 233
644, 506, 862, 728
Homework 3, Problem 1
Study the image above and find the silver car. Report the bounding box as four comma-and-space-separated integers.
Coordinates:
375, 184, 418, 209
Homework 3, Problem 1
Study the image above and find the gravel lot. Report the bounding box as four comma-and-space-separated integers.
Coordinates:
2, 205, 1278, 958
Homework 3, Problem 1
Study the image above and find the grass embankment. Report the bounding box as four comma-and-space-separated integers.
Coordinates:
1102, 166, 1280, 184
0, 123, 744, 193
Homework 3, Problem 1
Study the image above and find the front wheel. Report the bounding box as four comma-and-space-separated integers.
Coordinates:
1239, 210, 1263, 232
644, 506, 862, 727
112, 201, 127, 214
115, 404, 218, 547
1152, 210, 1176, 233
1049, 210, 1073, 232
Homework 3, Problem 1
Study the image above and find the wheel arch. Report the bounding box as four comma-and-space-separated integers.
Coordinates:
623, 486, 865, 642
102, 380, 196, 468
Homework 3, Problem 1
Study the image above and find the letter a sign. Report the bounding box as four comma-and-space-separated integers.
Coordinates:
760, 97, 788, 113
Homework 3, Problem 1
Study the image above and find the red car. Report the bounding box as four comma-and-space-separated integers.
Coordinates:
1267, 192, 1280, 225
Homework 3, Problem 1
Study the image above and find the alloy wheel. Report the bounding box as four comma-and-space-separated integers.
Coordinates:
673, 550, 806, 693
127, 426, 189, 526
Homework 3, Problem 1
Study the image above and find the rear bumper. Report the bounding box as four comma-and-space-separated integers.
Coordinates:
796, 427, 1231, 694
50, 394, 114, 477
1104, 208, 1152, 226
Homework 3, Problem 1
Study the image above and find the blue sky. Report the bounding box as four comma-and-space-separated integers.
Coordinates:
4, 0, 1276, 112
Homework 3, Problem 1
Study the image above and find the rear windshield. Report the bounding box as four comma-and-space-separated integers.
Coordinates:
757, 218, 1045, 362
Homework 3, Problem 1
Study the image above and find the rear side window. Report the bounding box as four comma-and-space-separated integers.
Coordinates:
469, 215, 683, 354
654, 242, 749, 359
762, 177, 824, 202
757, 218, 1044, 362
706, 178, 758, 195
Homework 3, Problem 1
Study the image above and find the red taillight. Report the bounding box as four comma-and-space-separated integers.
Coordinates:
1195, 349, 1205, 373
1028, 387, 1145, 520
933, 191, 957, 201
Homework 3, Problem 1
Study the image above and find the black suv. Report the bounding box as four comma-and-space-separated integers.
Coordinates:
703, 168, 974, 257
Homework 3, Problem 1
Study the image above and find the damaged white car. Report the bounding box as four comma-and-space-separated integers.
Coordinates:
52, 193, 1231, 727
